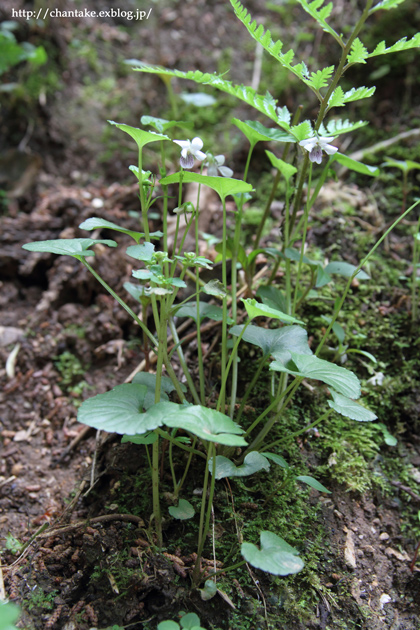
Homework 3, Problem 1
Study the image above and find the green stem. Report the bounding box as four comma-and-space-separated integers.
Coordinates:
218, 320, 252, 412
169, 318, 201, 404
194, 443, 216, 584
235, 355, 269, 425
174, 437, 198, 499
218, 197, 229, 413
412, 216, 420, 323
292, 162, 312, 315
263, 409, 333, 452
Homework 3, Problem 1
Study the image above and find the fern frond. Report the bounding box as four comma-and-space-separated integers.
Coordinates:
370, 0, 408, 13
368, 33, 420, 57
134, 64, 280, 123
229, 0, 313, 85
296, 0, 344, 47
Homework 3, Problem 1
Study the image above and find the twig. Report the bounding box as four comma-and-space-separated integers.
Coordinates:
389, 480, 420, 502
36, 513, 145, 539
57, 425, 94, 462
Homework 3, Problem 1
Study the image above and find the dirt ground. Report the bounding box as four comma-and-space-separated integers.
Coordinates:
1, 0, 420, 628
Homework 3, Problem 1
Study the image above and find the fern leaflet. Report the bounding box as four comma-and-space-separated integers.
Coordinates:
307, 66, 335, 90
297, 0, 344, 47
370, 0, 408, 13
346, 38, 369, 65
368, 33, 420, 57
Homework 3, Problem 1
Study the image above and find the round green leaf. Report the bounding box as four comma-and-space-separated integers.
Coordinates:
241, 531, 304, 576
126, 242, 155, 262
200, 579, 217, 601
78, 385, 172, 435
163, 404, 247, 446
180, 613, 202, 629
157, 622, 180, 630
270, 352, 361, 399
0, 601, 20, 630
324, 261, 370, 280
327, 390, 377, 421
168, 499, 195, 520
22, 238, 117, 260
209, 452, 270, 480
229, 324, 311, 362
121, 432, 157, 445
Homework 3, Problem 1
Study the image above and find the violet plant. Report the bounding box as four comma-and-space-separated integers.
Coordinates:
23, 0, 420, 587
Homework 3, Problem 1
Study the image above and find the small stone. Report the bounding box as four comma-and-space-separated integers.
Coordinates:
379, 593, 391, 609
363, 545, 375, 555
92, 197, 104, 208
344, 526, 357, 569
11, 463, 23, 476
379, 532, 390, 541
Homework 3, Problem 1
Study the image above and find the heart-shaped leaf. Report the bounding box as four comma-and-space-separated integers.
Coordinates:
163, 404, 247, 446
22, 238, 117, 260
78, 217, 145, 243
0, 601, 20, 630
209, 452, 270, 480
132, 372, 186, 410
123, 282, 149, 303
257, 285, 288, 313
242, 298, 304, 325
324, 261, 370, 280
175, 302, 234, 324
121, 432, 157, 445
333, 152, 380, 176
179, 612, 202, 629
168, 499, 195, 520
200, 579, 217, 601
203, 279, 228, 298
78, 384, 173, 435
270, 352, 361, 399
108, 120, 170, 149
327, 390, 377, 421
241, 531, 304, 576
265, 150, 297, 181
261, 452, 290, 469
296, 475, 331, 493
126, 242, 155, 262
160, 171, 252, 201
229, 324, 311, 362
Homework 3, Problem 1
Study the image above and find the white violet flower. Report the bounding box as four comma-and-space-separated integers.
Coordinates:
174, 137, 206, 169
299, 136, 338, 164
204, 153, 234, 178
